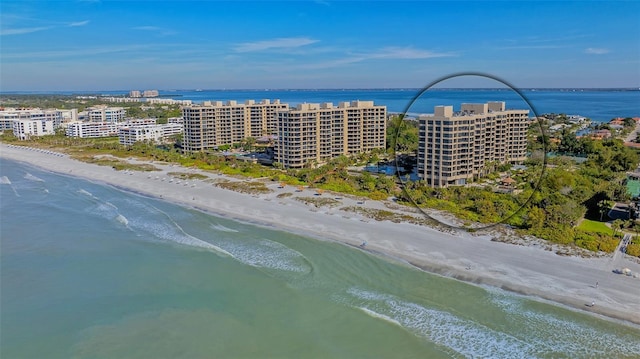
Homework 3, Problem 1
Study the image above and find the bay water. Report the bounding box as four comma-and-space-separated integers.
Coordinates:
2, 158, 640, 358
5, 88, 639, 122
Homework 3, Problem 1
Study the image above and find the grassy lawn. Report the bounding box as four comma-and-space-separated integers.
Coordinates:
577, 219, 613, 235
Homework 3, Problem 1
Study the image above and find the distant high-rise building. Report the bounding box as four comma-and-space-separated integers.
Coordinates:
129, 90, 141, 98
417, 101, 529, 187
275, 101, 386, 168
142, 90, 159, 98
182, 99, 288, 151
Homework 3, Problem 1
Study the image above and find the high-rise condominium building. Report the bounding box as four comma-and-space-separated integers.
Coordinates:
275, 101, 386, 168
182, 99, 288, 152
417, 102, 529, 187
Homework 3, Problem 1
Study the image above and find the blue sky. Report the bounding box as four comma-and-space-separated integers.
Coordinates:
1, 0, 639, 91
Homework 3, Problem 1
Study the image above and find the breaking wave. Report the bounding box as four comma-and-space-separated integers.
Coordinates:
488, 291, 640, 357
210, 223, 239, 233
344, 288, 537, 358
216, 238, 312, 274
24, 173, 45, 182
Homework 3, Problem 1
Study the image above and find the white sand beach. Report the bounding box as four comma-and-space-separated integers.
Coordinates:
2, 143, 640, 326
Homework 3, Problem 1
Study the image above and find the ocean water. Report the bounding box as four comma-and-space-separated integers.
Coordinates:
7, 88, 638, 122
1, 158, 640, 358
166, 89, 640, 122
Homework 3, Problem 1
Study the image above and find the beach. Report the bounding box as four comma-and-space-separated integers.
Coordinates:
2, 143, 639, 327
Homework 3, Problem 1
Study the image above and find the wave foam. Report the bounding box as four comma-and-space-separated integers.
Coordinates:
217, 238, 311, 273
117, 199, 234, 257
489, 292, 640, 357
116, 214, 129, 226
210, 223, 239, 233
24, 173, 45, 182
346, 288, 536, 358
78, 189, 98, 199
358, 307, 403, 327
0, 176, 11, 184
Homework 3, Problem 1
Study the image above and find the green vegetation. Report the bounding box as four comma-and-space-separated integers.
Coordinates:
72, 155, 160, 171
214, 180, 271, 195
387, 114, 418, 154
167, 172, 208, 180
294, 196, 341, 207
341, 206, 438, 227
577, 219, 613, 236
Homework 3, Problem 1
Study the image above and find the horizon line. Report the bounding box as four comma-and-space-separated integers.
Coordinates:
2, 87, 639, 94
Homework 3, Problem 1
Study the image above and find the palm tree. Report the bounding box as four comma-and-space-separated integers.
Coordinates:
612, 219, 624, 237
598, 199, 611, 221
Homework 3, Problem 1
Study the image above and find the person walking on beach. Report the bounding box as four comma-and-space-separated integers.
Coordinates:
596, 281, 599, 288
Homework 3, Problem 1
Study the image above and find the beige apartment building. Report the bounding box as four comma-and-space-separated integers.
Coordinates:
417, 101, 529, 187
182, 99, 288, 152
275, 101, 386, 168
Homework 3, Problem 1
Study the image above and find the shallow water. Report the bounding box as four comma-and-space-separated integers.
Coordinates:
2, 158, 639, 358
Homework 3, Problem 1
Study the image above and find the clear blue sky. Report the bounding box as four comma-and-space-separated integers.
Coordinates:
1, 1, 639, 91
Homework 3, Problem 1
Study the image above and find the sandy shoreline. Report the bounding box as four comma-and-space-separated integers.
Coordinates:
2, 143, 640, 327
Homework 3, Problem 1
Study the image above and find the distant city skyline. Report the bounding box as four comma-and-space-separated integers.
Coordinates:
1, 1, 639, 91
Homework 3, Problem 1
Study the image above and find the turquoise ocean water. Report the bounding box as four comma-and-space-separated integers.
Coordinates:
2, 158, 640, 358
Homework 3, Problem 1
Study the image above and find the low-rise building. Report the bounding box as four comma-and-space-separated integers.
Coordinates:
127, 118, 157, 126
80, 105, 126, 123
12, 118, 55, 139
118, 123, 183, 146
146, 98, 192, 106
102, 97, 142, 103
66, 122, 118, 138
0, 108, 62, 132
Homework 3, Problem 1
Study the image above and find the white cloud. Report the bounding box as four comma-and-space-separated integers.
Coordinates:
300, 47, 455, 69
1, 19, 90, 35
369, 47, 455, 59
496, 45, 562, 50
68, 20, 90, 27
585, 47, 610, 55
133, 26, 161, 31
1, 44, 153, 60
234, 37, 319, 52
132, 26, 176, 36
0, 26, 50, 36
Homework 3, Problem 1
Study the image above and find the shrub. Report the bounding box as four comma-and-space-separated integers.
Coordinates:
626, 243, 640, 257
